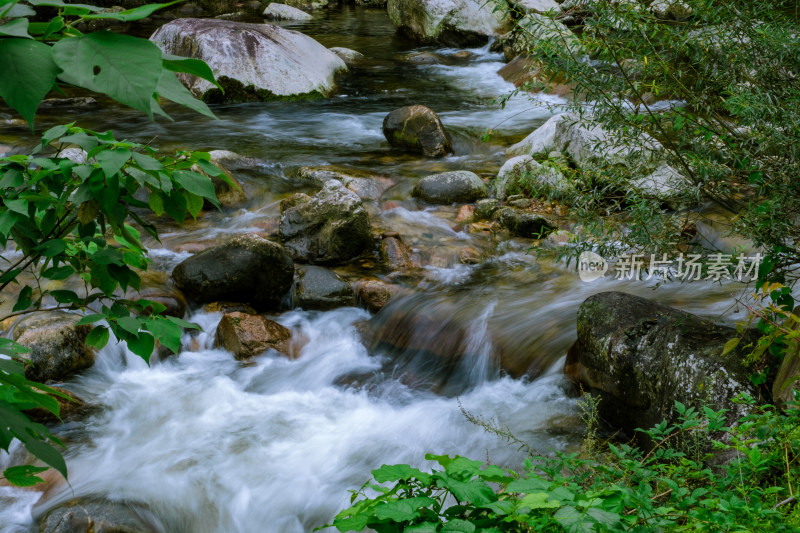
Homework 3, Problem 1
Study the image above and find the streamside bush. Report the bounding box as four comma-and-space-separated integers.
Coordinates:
320, 397, 800, 532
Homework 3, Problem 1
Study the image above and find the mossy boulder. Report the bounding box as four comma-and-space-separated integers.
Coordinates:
279, 181, 374, 265
149, 18, 346, 102
565, 292, 757, 442
492, 207, 555, 238
382, 105, 453, 158
11, 311, 95, 383
172, 234, 294, 310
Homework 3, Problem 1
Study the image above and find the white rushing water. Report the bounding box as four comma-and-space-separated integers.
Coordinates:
1, 308, 577, 532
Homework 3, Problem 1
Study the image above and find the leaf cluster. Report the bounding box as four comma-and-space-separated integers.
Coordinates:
320, 397, 800, 532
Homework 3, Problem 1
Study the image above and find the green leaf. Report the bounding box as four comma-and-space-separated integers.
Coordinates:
162, 54, 220, 89
166, 316, 201, 330
156, 69, 217, 119
96, 147, 131, 179
1, 465, 50, 487
76, 314, 105, 325
0, 168, 25, 188
721, 338, 740, 356
331, 514, 369, 532
174, 170, 219, 207
116, 316, 141, 335
506, 478, 551, 493
4, 198, 28, 215
127, 331, 154, 362
52, 32, 162, 118
406, 523, 439, 533
85, 325, 110, 349
131, 152, 163, 171
50, 290, 81, 304
41, 265, 74, 280
0, 18, 31, 38
374, 497, 436, 522
12, 285, 32, 312
34, 239, 67, 257
372, 463, 431, 484
146, 317, 182, 353
441, 519, 475, 533
81, 1, 179, 21
519, 492, 560, 509
0, 39, 60, 126
1, 2, 37, 17
148, 191, 165, 216
196, 158, 223, 177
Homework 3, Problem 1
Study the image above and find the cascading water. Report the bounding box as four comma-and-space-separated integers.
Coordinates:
0, 6, 752, 532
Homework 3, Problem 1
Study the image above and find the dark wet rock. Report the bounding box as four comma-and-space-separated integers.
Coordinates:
295, 265, 355, 310
23, 387, 87, 424
380, 236, 414, 271
38, 98, 98, 110
172, 233, 294, 310
279, 181, 373, 265
355, 279, 403, 313
565, 292, 757, 442
413, 171, 487, 204
149, 18, 346, 102
214, 311, 292, 359
263, 3, 312, 20
39, 498, 154, 533
329, 47, 365, 66
11, 312, 95, 383
387, 0, 511, 46
382, 105, 453, 158
492, 207, 554, 238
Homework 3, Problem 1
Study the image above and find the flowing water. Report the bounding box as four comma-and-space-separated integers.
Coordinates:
0, 6, 753, 532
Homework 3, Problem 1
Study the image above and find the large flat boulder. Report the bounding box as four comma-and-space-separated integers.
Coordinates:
172, 234, 294, 310
412, 171, 487, 204
565, 292, 756, 441
149, 18, 346, 102
387, 0, 511, 46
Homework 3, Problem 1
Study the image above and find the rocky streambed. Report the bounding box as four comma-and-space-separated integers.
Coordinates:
0, 3, 766, 532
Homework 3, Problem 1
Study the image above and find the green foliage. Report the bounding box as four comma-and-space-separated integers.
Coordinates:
0, 0, 220, 127
496, 0, 800, 279
321, 397, 800, 532
1, 0, 223, 487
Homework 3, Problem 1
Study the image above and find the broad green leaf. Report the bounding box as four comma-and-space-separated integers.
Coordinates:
0, 39, 60, 126
52, 32, 162, 117
131, 152, 163, 171
165, 316, 201, 330
1, 465, 49, 487
435, 476, 496, 506
374, 497, 436, 522
444, 457, 483, 481
174, 170, 219, 207
41, 265, 74, 280
156, 69, 216, 119
196, 159, 223, 177
85, 325, 109, 349
406, 523, 438, 533
553, 506, 589, 533
4, 198, 28, 215
12, 285, 32, 312
0, 168, 24, 188
0, 210, 20, 237
185, 191, 203, 218
81, 1, 179, 21
96, 147, 131, 179
50, 290, 81, 304
519, 492, 560, 509
372, 463, 431, 484
145, 318, 182, 353
0, 17, 31, 38
148, 191, 165, 216
441, 519, 475, 533
506, 478, 551, 493
127, 331, 154, 362
162, 54, 220, 89
331, 514, 369, 532
116, 316, 141, 335
27, 0, 100, 10
34, 239, 67, 257
76, 314, 105, 325
1, 2, 36, 17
